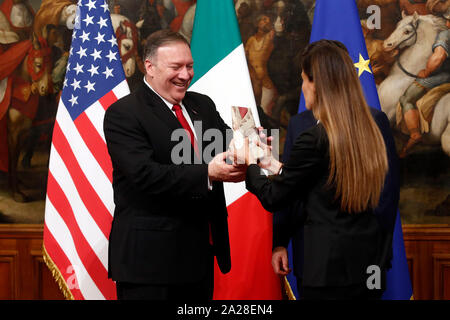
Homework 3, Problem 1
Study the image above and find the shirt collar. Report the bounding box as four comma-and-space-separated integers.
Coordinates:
143, 76, 184, 110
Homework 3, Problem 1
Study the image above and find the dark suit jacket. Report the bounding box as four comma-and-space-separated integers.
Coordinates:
104, 81, 231, 285
246, 108, 399, 288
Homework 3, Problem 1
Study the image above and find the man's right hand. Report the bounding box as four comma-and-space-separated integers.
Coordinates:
272, 246, 291, 276
208, 152, 246, 183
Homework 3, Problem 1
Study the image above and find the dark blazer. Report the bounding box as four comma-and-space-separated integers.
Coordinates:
246, 108, 399, 288
104, 81, 231, 285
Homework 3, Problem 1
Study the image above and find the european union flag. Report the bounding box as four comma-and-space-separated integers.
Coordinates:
285, 0, 413, 300
298, 0, 379, 111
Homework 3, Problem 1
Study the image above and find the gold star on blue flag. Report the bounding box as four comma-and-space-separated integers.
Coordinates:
354, 53, 372, 77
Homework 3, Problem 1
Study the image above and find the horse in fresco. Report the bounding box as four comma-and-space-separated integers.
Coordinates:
378, 13, 450, 156
0, 34, 52, 202
361, 20, 397, 84
357, 0, 449, 40
357, 0, 402, 39
110, 13, 141, 79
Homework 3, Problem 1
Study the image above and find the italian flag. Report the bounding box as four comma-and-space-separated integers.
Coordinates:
189, 0, 281, 299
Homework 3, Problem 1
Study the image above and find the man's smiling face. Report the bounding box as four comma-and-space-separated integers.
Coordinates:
145, 41, 194, 104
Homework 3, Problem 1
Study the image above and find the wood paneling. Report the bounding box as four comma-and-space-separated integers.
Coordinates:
0, 224, 64, 300
0, 250, 17, 299
432, 254, 450, 300
0, 223, 449, 300
403, 224, 450, 300
406, 252, 417, 295
31, 250, 64, 300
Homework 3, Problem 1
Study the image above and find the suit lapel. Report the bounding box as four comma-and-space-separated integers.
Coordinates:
183, 94, 208, 163
183, 97, 202, 126
140, 82, 181, 132
140, 84, 210, 161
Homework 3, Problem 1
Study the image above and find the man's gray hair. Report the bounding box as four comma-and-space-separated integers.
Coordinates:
143, 29, 190, 62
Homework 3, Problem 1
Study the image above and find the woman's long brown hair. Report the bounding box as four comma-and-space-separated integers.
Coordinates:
301, 40, 388, 213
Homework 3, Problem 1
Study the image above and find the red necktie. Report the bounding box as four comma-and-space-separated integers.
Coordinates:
172, 104, 199, 158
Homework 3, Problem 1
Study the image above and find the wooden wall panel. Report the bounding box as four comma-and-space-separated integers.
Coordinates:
0, 250, 18, 299
405, 250, 417, 297
403, 225, 450, 300
0, 224, 64, 300
0, 223, 449, 300
433, 254, 450, 300
31, 250, 65, 300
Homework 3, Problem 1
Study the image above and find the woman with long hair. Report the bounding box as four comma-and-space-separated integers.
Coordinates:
235, 40, 396, 299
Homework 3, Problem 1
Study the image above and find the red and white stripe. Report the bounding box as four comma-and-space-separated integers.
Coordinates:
44, 80, 129, 300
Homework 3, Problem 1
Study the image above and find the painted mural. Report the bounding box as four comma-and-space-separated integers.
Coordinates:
0, 0, 448, 224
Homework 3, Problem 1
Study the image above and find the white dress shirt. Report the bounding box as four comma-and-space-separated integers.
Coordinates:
143, 78, 212, 189
143, 77, 197, 140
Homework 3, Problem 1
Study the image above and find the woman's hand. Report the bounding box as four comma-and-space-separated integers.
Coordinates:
255, 128, 283, 174
228, 127, 282, 173
272, 246, 291, 276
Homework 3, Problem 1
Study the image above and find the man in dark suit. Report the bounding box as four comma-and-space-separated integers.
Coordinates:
272, 108, 399, 298
104, 29, 245, 300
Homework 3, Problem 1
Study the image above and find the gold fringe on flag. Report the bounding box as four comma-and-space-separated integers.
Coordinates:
283, 276, 296, 300
42, 244, 74, 300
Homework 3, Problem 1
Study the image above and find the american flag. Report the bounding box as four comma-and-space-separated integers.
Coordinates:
43, 0, 130, 300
